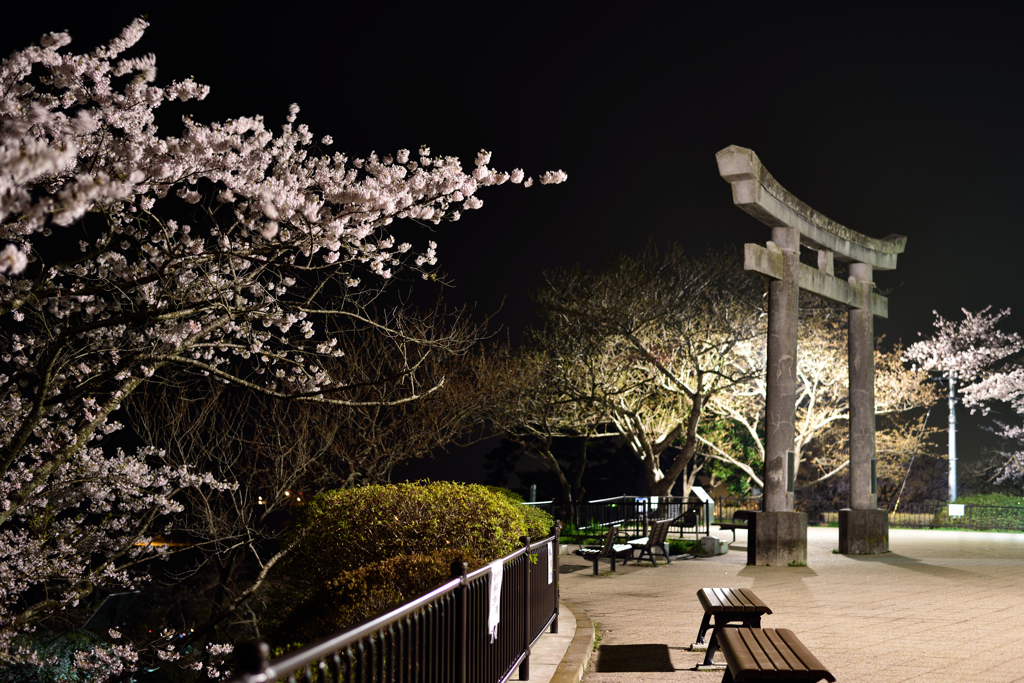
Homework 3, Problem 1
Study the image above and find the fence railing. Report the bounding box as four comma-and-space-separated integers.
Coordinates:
226, 529, 560, 683
713, 496, 1024, 533
539, 495, 711, 542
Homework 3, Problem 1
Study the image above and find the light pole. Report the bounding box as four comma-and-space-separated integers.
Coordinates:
947, 371, 957, 502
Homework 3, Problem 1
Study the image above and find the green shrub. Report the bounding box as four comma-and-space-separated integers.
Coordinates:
932, 494, 1024, 531
275, 548, 482, 641
953, 493, 1024, 507
288, 482, 534, 583
265, 481, 555, 641
484, 486, 556, 539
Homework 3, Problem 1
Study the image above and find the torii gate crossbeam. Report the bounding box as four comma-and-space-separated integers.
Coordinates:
717, 146, 907, 564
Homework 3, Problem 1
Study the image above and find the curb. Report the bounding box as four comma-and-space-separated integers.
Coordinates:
549, 601, 595, 683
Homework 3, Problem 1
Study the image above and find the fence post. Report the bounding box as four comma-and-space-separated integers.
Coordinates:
551, 523, 561, 634
519, 535, 531, 681
451, 560, 468, 683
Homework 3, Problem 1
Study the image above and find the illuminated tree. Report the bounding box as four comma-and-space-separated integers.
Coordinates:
527, 245, 762, 497
503, 343, 620, 504
708, 310, 939, 491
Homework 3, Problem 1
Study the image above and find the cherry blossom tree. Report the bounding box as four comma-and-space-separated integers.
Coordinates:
905, 307, 1024, 487
905, 307, 1024, 410
0, 19, 564, 679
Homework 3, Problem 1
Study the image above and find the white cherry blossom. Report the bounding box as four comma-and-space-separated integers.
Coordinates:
0, 18, 565, 678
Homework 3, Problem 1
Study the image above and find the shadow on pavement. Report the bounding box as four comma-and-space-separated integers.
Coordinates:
839, 552, 975, 579
594, 644, 675, 672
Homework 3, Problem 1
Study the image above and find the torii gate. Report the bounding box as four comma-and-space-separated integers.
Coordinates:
717, 146, 907, 564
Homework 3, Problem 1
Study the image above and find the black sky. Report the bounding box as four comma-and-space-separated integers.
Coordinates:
5, 4, 1023, 469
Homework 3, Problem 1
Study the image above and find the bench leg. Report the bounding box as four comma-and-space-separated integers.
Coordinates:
660, 542, 672, 564
695, 612, 712, 645
702, 630, 721, 666
702, 613, 764, 666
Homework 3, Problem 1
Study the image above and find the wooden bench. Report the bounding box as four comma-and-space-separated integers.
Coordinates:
694, 588, 773, 667
573, 524, 632, 575
716, 626, 835, 682
717, 510, 755, 542
626, 517, 674, 566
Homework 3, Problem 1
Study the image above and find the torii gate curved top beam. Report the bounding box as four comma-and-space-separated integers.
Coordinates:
716, 145, 901, 557
717, 145, 907, 270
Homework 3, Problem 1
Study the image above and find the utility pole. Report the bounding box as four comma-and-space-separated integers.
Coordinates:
948, 371, 957, 502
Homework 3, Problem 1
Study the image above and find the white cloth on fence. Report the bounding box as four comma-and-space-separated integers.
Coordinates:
488, 559, 504, 643
547, 540, 553, 584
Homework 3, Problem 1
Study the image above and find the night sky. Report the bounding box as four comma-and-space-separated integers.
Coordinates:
5, 5, 1022, 475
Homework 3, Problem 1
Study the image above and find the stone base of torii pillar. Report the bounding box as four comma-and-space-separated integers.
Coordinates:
747, 511, 807, 567
838, 509, 889, 554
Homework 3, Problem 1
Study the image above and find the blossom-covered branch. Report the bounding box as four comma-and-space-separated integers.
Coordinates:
0, 17, 564, 678
905, 307, 1024, 485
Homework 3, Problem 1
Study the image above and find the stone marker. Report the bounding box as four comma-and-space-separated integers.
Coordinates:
717, 146, 906, 562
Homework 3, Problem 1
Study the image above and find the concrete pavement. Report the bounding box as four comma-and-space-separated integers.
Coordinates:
547, 526, 1024, 682
511, 603, 594, 683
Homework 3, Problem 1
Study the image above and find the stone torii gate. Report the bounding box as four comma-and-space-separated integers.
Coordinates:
716, 146, 907, 565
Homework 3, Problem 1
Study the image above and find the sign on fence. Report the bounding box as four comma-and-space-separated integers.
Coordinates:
948, 504, 965, 518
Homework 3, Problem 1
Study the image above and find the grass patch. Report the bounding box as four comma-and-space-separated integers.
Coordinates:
668, 538, 702, 555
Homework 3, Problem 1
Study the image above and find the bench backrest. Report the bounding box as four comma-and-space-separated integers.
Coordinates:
599, 525, 620, 555
649, 518, 672, 545
733, 510, 756, 522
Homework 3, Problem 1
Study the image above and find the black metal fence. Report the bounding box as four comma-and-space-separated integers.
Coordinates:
713, 496, 1024, 533
226, 530, 560, 683
529, 495, 711, 542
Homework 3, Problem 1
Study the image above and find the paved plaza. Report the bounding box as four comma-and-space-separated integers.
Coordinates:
551, 526, 1024, 682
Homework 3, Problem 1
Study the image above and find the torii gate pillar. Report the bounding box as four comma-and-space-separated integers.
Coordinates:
717, 146, 907, 563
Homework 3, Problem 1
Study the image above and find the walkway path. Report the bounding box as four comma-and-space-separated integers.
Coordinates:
554, 526, 1024, 682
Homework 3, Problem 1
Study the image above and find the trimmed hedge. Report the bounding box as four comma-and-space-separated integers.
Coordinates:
484, 485, 556, 540
274, 548, 477, 642
932, 493, 1024, 531
265, 482, 555, 640
287, 482, 550, 583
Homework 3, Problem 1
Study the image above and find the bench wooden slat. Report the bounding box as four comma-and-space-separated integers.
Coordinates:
762, 629, 810, 675
718, 627, 835, 682
728, 588, 755, 611
713, 588, 735, 610
736, 628, 779, 675
775, 629, 833, 680
751, 628, 807, 675
711, 588, 738, 611
718, 628, 759, 677
699, 588, 725, 612
737, 588, 771, 613
702, 587, 760, 613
